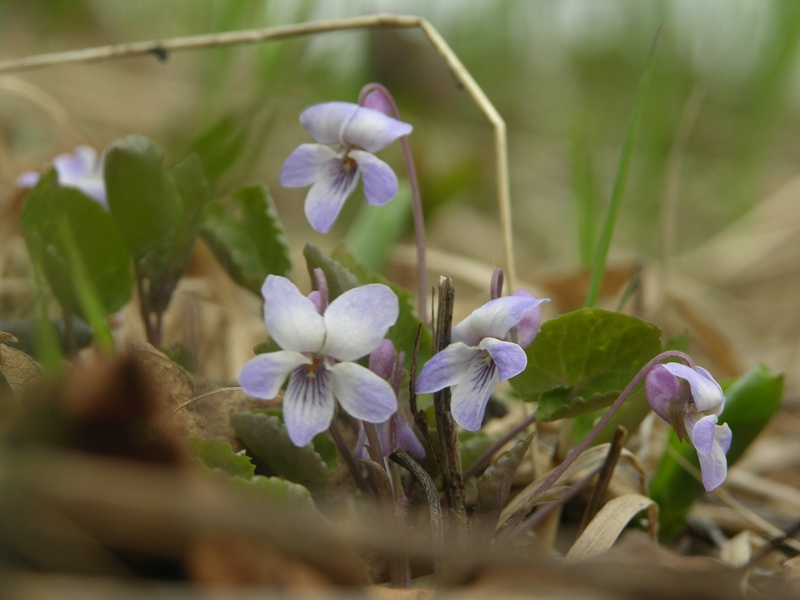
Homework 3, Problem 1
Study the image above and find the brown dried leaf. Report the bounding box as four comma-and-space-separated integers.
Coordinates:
0, 332, 41, 400
563, 493, 657, 563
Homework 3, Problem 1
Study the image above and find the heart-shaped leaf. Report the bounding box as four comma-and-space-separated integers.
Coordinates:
511, 308, 662, 421
188, 436, 256, 479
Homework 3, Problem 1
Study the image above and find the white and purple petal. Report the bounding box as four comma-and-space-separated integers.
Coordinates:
511, 290, 547, 348
329, 362, 397, 423
662, 362, 725, 415
479, 337, 528, 381
299, 102, 359, 146
238, 350, 311, 400
323, 284, 399, 362
262, 275, 325, 353
303, 155, 360, 233
693, 420, 732, 491
280, 143, 338, 188
349, 150, 398, 206
450, 352, 499, 431
645, 364, 680, 423
452, 295, 543, 346
283, 364, 336, 447
416, 342, 481, 394
341, 106, 412, 153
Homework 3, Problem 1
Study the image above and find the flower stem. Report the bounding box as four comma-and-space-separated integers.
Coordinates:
358, 83, 427, 320
329, 420, 371, 497
519, 351, 694, 513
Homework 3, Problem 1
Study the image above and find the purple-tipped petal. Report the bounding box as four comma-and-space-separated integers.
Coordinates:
17, 171, 41, 188
688, 413, 719, 456
452, 295, 543, 346
299, 102, 359, 146
450, 353, 499, 431
54, 145, 97, 181
342, 106, 412, 153
349, 150, 398, 206
239, 351, 311, 400
262, 276, 325, 353
511, 290, 547, 348
662, 363, 724, 414
330, 362, 397, 423
323, 284, 399, 362
361, 88, 393, 116
480, 337, 528, 381
280, 143, 338, 188
369, 339, 396, 381
645, 364, 680, 423
283, 365, 336, 447
416, 342, 481, 394
696, 422, 732, 491
397, 416, 426, 459
303, 156, 360, 233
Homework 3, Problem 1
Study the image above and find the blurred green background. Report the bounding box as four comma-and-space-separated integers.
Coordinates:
1, 0, 798, 397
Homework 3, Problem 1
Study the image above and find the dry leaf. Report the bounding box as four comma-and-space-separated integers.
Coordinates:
563, 493, 657, 563
0, 331, 41, 400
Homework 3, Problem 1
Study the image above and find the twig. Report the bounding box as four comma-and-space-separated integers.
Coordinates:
390, 450, 443, 550
578, 425, 627, 533
0, 13, 516, 289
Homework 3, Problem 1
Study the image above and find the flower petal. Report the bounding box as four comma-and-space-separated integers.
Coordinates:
280, 143, 338, 188
511, 290, 547, 348
688, 413, 719, 456
323, 284, 399, 361
302, 155, 360, 233
342, 106, 412, 153
330, 362, 397, 423
262, 275, 325, 353
283, 364, 336, 447
479, 337, 527, 381
662, 363, 725, 415
416, 342, 481, 394
645, 364, 680, 423
696, 422, 732, 491
369, 339, 396, 381
397, 416, 426, 459
349, 150, 398, 206
238, 350, 311, 400
299, 102, 359, 146
452, 295, 544, 346
54, 145, 97, 182
450, 352, 499, 431
17, 171, 40, 188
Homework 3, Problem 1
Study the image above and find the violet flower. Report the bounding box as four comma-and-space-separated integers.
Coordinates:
416, 292, 548, 431
239, 275, 399, 447
280, 102, 412, 234
18, 145, 106, 207
646, 363, 732, 491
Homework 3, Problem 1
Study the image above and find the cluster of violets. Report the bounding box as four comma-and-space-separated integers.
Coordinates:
19, 86, 732, 492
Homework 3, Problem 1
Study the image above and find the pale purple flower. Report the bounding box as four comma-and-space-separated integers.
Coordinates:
646, 363, 733, 491
280, 102, 412, 234
355, 415, 425, 461
239, 275, 399, 447
18, 145, 106, 207
416, 292, 549, 431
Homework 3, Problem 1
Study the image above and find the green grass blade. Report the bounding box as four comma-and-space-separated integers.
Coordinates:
585, 29, 661, 308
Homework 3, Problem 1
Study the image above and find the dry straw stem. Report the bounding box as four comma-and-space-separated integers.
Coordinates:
0, 13, 517, 290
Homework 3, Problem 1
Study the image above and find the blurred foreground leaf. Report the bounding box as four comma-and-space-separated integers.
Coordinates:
20, 170, 133, 319
231, 411, 329, 491
201, 185, 291, 294
188, 436, 256, 479
511, 309, 662, 421
649, 364, 783, 541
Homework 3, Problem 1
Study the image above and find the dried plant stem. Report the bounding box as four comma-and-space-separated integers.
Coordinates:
0, 13, 515, 289
390, 450, 444, 549
328, 420, 371, 498
578, 425, 627, 533
432, 277, 467, 537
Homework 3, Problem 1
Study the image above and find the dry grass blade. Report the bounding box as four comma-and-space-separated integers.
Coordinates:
563, 493, 657, 564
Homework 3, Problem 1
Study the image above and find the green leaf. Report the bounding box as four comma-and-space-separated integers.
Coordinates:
459, 431, 494, 473
188, 436, 256, 479
201, 185, 291, 294
105, 135, 183, 280
329, 244, 432, 369
345, 181, 411, 271
231, 475, 315, 511
511, 308, 662, 421
172, 153, 213, 260
230, 411, 329, 491
20, 169, 132, 318
303, 242, 358, 301
650, 364, 783, 541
